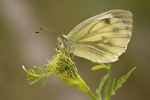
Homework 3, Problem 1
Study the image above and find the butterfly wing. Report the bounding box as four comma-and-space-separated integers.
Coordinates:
67, 10, 133, 63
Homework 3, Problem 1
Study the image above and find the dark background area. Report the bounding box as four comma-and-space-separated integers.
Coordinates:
0, 0, 150, 100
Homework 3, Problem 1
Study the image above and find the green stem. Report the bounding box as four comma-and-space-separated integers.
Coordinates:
77, 77, 98, 100
99, 92, 102, 100
85, 89, 98, 100
108, 67, 111, 82
105, 64, 111, 100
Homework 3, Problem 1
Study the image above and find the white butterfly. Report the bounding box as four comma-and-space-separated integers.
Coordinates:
57, 10, 133, 63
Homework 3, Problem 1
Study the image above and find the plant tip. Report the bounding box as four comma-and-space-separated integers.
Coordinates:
22, 65, 25, 69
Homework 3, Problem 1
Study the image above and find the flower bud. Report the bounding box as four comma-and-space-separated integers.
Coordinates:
51, 49, 89, 92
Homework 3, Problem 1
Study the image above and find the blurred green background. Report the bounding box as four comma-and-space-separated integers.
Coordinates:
0, 0, 150, 100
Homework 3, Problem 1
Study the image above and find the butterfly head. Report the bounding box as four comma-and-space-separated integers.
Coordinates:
57, 34, 68, 49
57, 35, 73, 53
57, 35, 66, 43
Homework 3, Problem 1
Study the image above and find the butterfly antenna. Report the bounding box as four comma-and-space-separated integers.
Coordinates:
35, 27, 61, 35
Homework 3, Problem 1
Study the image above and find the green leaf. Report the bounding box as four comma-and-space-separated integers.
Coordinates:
46, 59, 51, 63
91, 64, 108, 70
105, 81, 111, 98
29, 77, 37, 84
124, 67, 136, 80
115, 67, 136, 91
30, 76, 43, 85
115, 76, 123, 89
43, 65, 50, 69
23, 65, 48, 85
43, 77, 48, 87
43, 72, 53, 87
23, 59, 55, 87
34, 66, 44, 74
98, 74, 109, 92
44, 65, 52, 72
96, 89, 99, 95
28, 70, 32, 75
108, 67, 136, 99
31, 69, 37, 75
96, 74, 108, 100
22, 65, 28, 73
111, 78, 116, 95
27, 77, 33, 80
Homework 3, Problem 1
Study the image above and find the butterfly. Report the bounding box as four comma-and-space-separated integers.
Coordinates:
38, 10, 133, 63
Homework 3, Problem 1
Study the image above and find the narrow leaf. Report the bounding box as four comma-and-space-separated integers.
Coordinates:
99, 74, 109, 92
30, 76, 43, 85
34, 66, 44, 74
28, 70, 32, 74
91, 65, 108, 70
111, 78, 116, 95
29, 77, 37, 84
96, 74, 108, 100
115, 67, 136, 92
109, 67, 136, 99
124, 67, 136, 80
96, 89, 99, 95
22, 65, 27, 71
22, 65, 29, 73
115, 76, 123, 90
44, 64, 52, 72
43, 77, 48, 87
105, 81, 111, 98
46, 59, 51, 63
27, 77, 33, 80
31, 69, 37, 75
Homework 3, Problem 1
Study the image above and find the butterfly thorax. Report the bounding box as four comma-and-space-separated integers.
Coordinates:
57, 35, 74, 53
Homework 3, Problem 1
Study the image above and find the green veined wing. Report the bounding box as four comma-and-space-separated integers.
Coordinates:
67, 10, 133, 63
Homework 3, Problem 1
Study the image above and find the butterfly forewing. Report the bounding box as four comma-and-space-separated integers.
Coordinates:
67, 10, 132, 38
67, 10, 133, 63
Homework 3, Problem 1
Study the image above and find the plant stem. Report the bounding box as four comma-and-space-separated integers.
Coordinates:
85, 88, 98, 100
108, 67, 111, 82
99, 92, 102, 100
77, 76, 98, 100
105, 64, 111, 100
